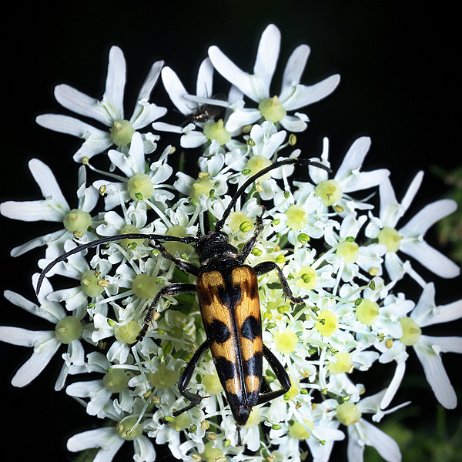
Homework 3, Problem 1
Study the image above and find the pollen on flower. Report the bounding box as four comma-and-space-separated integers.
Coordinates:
315, 310, 338, 337
203, 119, 231, 145
315, 180, 343, 206
399, 316, 422, 346
336, 402, 361, 426
258, 96, 287, 123
80, 270, 106, 297
356, 299, 379, 325
116, 415, 143, 440
110, 119, 135, 147
285, 205, 308, 231
274, 329, 298, 354
132, 274, 160, 299
103, 368, 132, 392
127, 173, 154, 201
114, 321, 141, 344
63, 209, 92, 234
336, 240, 359, 263
295, 266, 318, 290
378, 227, 402, 253
228, 211, 254, 234
55, 316, 83, 344
328, 352, 353, 374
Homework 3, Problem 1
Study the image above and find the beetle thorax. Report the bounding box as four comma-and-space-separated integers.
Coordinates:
196, 231, 239, 266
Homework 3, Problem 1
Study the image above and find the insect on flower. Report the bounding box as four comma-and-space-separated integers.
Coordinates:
37, 158, 329, 443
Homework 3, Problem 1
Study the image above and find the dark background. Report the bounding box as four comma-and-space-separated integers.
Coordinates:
0, 1, 460, 461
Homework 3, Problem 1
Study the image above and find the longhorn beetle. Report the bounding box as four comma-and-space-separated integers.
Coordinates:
37, 158, 328, 432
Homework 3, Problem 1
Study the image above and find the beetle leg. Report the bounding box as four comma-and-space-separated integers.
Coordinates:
253, 261, 305, 303
256, 345, 291, 405
167, 340, 209, 418
238, 210, 264, 263
152, 242, 199, 276
136, 283, 196, 342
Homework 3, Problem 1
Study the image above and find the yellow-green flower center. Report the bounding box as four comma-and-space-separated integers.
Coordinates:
285, 205, 308, 231
337, 240, 359, 263
132, 274, 160, 299
295, 266, 318, 290
202, 371, 223, 395
258, 96, 287, 123
274, 329, 298, 354
120, 224, 145, 250
328, 352, 353, 374
336, 402, 361, 426
399, 316, 422, 346
114, 321, 141, 344
315, 310, 338, 337
127, 173, 153, 201
356, 299, 380, 325
80, 270, 106, 297
103, 368, 132, 393
63, 209, 91, 235
55, 316, 83, 344
191, 177, 215, 202
245, 155, 273, 182
163, 225, 195, 257
111, 119, 135, 147
315, 180, 343, 206
288, 420, 313, 439
168, 412, 191, 431
201, 442, 225, 462
148, 364, 179, 389
203, 119, 231, 145
116, 415, 143, 441
378, 227, 402, 253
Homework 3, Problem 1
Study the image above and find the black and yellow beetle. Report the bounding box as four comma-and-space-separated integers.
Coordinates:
37, 158, 327, 429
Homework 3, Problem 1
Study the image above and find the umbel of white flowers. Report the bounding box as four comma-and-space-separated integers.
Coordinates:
1, 24, 461, 462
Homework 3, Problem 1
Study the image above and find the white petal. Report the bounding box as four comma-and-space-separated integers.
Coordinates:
342, 169, 390, 193
209, 46, 262, 101
400, 241, 460, 278
0, 200, 65, 222
55, 85, 111, 126
131, 102, 167, 129
129, 132, 146, 173
103, 46, 126, 118
4, 290, 61, 323
0, 326, 54, 347
411, 282, 435, 324
196, 57, 214, 98
347, 429, 364, 462
134, 435, 156, 462
280, 44, 310, 97
384, 252, 405, 281
279, 114, 308, 132
67, 428, 123, 460
379, 178, 399, 226
180, 131, 208, 148
400, 199, 457, 237
423, 335, 462, 354
136, 60, 163, 101
66, 379, 103, 397
336, 137, 372, 181
12, 336, 61, 387
79, 185, 99, 213
73, 133, 113, 161
358, 419, 401, 462
400, 171, 424, 216
161, 66, 195, 115
414, 340, 457, 408
253, 24, 281, 93
27, 158, 67, 206
152, 121, 184, 134
427, 299, 462, 326
10, 229, 66, 257
36, 113, 108, 138
282, 75, 341, 111
225, 108, 261, 132
381, 361, 406, 409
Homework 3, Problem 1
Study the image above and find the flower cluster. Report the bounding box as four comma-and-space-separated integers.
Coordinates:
1, 24, 461, 462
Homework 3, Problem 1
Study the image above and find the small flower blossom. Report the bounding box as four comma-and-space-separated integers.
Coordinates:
36, 46, 166, 161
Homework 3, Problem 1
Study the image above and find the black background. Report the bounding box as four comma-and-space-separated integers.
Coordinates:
0, 1, 460, 461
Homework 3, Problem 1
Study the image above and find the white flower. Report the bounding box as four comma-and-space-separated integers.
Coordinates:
208, 24, 340, 133
0, 159, 98, 257
365, 171, 460, 282
36, 46, 166, 161
400, 283, 462, 409
0, 275, 87, 390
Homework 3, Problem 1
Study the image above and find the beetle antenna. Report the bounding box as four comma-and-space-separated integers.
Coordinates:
215, 158, 330, 232
36, 233, 198, 295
